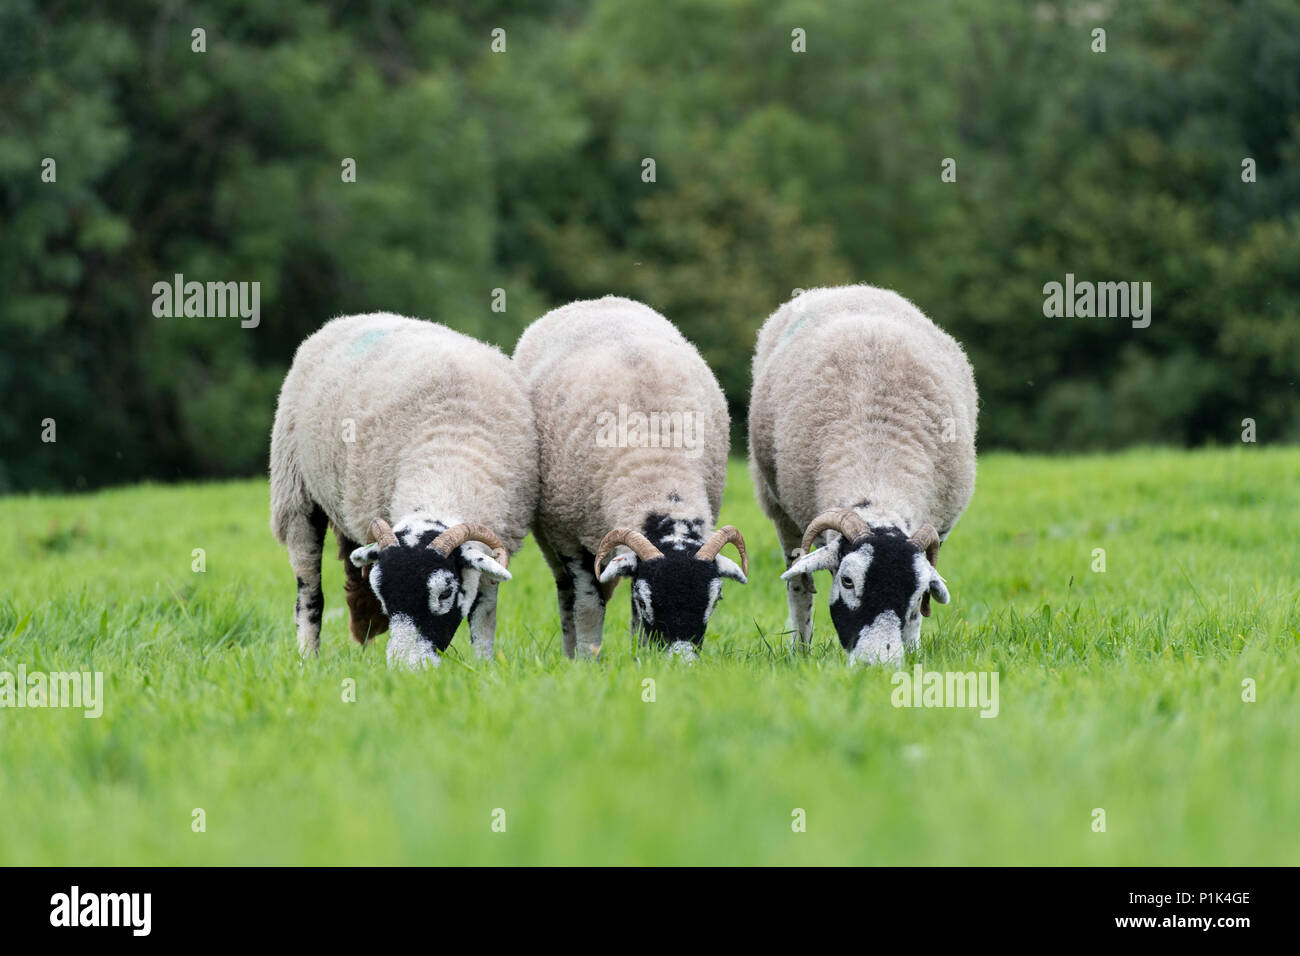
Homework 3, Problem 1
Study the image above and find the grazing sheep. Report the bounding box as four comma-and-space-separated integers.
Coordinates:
748, 285, 977, 665
270, 313, 538, 669
512, 296, 748, 660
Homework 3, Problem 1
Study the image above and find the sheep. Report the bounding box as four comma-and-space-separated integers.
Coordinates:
512, 296, 748, 660
269, 312, 538, 669
747, 285, 977, 665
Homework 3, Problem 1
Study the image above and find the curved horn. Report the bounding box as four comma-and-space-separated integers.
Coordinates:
800, 509, 871, 553
594, 528, 663, 578
909, 522, 941, 567
430, 522, 510, 568
366, 518, 399, 550
695, 525, 748, 576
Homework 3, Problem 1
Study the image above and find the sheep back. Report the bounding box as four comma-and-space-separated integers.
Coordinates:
271, 312, 537, 552
749, 285, 977, 536
512, 296, 729, 554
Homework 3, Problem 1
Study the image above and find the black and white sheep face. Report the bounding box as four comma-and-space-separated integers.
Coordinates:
350, 522, 510, 669
601, 549, 746, 655
783, 532, 949, 666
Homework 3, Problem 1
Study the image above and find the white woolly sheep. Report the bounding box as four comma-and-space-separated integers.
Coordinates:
270, 313, 538, 669
512, 296, 748, 660
748, 285, 977, 665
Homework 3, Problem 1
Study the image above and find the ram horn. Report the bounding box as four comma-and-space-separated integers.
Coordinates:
800, 509, 871, 553
366, 518, 399, 550
594, 528, 663, 578
695, 525, 748, 576
909, 523, 941, 567
430, 522, 510, 568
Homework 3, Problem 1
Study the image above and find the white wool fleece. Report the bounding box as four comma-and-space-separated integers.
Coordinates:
511, 296, 730, 557
748, 284, 978, 540
270, 312, 538, 552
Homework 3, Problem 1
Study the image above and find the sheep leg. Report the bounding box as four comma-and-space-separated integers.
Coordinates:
753, 466, 816, 646
285, 504, 328, 656
534, 532, 578, 657
336, 526, 388, 644
557, 577, 577, 658
785, 563, 816, 648
776, 518, 815, 647
569, 552, 606, 660
630, 598, 649, 646
468, 578, 499, 660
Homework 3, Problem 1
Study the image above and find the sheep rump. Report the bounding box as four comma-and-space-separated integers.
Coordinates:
749, 285, 976, 538
513, 296, 728, 549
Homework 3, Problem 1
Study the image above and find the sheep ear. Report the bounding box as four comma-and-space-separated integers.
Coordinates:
716, 554, 747, 584
350, 543, 382, 568
781, 546, 839, 579
599, 550, 638, 584
920, 568, 949, 617
458, 546, 511, 582
928, 568, 950, 605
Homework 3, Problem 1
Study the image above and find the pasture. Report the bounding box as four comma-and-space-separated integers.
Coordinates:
1, 448, 1296, 865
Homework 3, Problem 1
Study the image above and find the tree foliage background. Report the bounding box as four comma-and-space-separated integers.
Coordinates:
2, 0, 1298, 491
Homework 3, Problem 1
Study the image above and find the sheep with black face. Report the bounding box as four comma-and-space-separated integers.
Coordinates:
347, 518, 516, 668
270, 313, 538, 669
748, 285, 977, 665
513, 296, 748, 660
593, 523, 748, 654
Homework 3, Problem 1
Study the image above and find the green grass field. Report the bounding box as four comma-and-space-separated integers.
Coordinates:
1, 448, 1296, 865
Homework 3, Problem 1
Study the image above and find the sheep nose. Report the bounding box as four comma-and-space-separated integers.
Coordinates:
668, 641, 699, 663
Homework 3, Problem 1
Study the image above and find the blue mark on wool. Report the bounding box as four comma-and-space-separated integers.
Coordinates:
773, 311, 819, 357
350, 329, 391, 355
779, 314, 810, 344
